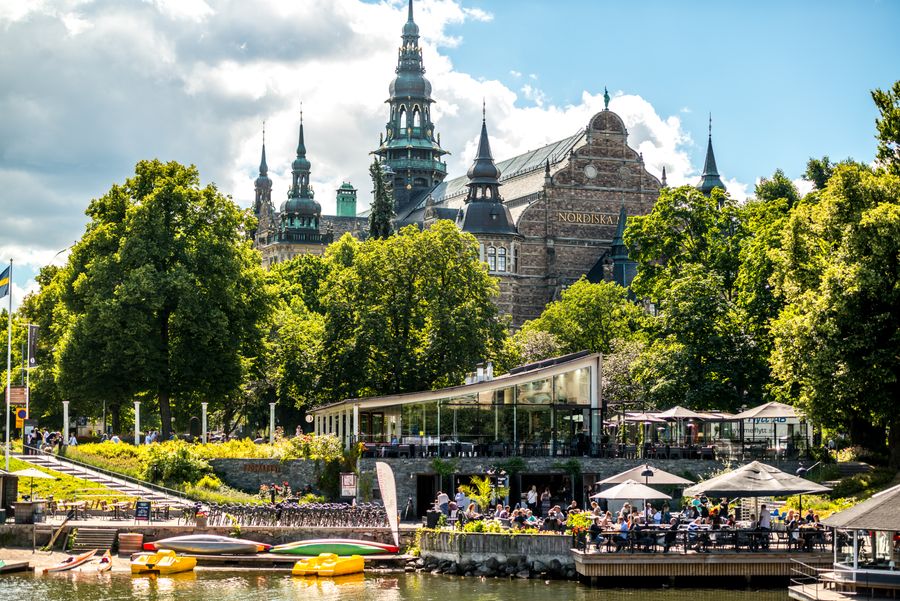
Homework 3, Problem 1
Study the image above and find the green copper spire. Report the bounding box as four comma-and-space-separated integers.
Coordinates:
281, 108, 320, 231
259, 121, 268, 176
373, 0, 448, 211
696, 114, 726, 195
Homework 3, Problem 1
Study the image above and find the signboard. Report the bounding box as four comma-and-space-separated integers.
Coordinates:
6, 386, 27, 407
15, 408, 27, 429
134, 501, 152, 522
340, 473, 357, 498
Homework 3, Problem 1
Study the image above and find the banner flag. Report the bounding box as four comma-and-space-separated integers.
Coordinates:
27, 324, 39, 367
375, 461, 400, 549
0, 265, 9, 298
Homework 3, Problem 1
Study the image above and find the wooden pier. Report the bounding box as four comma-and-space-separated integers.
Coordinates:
573, 550, 831, 580
0, 560, 33, 574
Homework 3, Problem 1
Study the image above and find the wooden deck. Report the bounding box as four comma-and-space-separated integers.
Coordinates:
573, 549, 831, 579
0, 560, 33, 574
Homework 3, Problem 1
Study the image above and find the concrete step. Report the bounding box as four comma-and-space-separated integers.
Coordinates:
70, 528, 118, 551
836, 461, 873, 477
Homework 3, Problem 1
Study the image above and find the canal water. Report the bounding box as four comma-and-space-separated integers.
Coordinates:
0, 572, 790, 601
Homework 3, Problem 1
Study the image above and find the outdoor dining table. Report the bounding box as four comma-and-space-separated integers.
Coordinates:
112, 501, 133, 520
58, 501, 87, 520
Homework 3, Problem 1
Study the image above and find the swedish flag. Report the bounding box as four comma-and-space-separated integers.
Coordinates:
0, 264, 9, 298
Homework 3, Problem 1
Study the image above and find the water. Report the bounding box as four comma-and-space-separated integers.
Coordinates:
0, 572, 790, 601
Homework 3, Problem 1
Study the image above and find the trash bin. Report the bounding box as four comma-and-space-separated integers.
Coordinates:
425, 510, 441, 528
33, 502, 45, 523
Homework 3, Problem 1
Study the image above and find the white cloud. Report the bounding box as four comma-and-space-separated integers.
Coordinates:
1, 0, 747, 301
793, 177, 814, 197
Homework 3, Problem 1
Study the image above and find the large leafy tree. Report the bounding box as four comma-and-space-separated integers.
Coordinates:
770, 164, 900, 465
516, 278, 644, 356
51, 160, 271, 439
317, 222, 507, 401
872, 81, 900, 175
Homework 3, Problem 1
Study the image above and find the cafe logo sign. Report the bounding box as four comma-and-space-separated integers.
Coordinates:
557, 211, 619, 225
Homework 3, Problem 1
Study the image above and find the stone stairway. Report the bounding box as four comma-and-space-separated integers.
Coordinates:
69, 527, 118, 552
13, 452, 187, 504
835, 461, 873, 477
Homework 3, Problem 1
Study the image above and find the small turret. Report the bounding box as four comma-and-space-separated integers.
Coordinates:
335, 182, 357, 218
696, 114, 726, 195
661, 165, 667, 187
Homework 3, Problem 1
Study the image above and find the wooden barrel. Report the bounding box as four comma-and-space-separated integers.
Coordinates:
118, 532, 144, 555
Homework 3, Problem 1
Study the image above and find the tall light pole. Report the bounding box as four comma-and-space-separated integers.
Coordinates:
62, 401, 70, 445
201, 402, 208, 444
269, 403, 276, 444
134, 401, 141, 446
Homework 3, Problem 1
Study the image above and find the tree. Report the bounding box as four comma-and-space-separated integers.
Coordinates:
517, 279, 644, 355
508, 329, 562, 365
368, 158, 394, 240
770, 163, 900, 466
317, 222, 507, 402
871, 80, 900, 175
804, 156, 834, 190
52, 160, 272, 439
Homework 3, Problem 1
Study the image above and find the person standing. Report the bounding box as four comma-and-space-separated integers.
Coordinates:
436, 490, 450, 516
455, 486, 469, 511
527, 485, 538, 513
540, 487, 551, 517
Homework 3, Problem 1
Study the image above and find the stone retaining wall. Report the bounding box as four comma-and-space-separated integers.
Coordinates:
209, 458, 318, 493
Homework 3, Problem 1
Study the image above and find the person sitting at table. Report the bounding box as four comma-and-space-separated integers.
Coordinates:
785, 512, 801, 549
567, 499, 579, 514
710, 508, 722, 529
588, 516, 605, 549
513, 508, 528, 528
590, 501, 602, 516
524, 509, 538, 526
618, 502, 632, 520
632, 519, 655, 552
659, 503, 672, 525
614, 516, 630, 552
662, 517, 679, 553
804, 509, 815, 524
465, 503, 481, 521
725, 513, 736, 527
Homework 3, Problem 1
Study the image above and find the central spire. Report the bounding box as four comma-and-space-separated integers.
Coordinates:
373, 0, 448, 212
696, 113, 726, 195
259, 120, 268, 176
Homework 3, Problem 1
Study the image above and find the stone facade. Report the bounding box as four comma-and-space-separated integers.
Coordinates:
210, 458, 318, 494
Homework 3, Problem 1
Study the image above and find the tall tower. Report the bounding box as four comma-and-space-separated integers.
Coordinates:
373, 0, 448, 212
252, 125, 274, 243
696, 115, 726, 195
335, 182, 358, 217
280, 111, 321, 232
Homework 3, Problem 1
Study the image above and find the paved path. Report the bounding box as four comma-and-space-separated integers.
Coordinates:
12, 453, 189, 504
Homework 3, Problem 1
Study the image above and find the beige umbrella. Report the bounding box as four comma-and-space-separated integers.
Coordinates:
11, 468, 56, 499
732, 402, 799, 420
599, 464, 694, 486
590, 479, 671, 500
683, 461, 829, 498
657, 406, 705, 445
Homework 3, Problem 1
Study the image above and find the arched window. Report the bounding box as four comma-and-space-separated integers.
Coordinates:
487, 246, 497, 271
497, 247, 507, 272
412, 107, 421, 127
399, 106, 407, 129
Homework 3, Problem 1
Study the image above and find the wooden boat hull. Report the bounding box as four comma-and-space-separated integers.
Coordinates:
273, 538, 398, 556
145, 535, 270, 555
131, 550, 196, 575
43, 550, 97, 573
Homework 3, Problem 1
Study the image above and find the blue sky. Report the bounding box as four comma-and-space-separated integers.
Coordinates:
1, 0, 897, 303
440, 0, 899, 185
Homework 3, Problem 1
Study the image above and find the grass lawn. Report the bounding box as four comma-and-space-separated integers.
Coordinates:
7, 456, 135, 504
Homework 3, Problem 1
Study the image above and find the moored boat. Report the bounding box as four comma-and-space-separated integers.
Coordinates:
143, 535, 270, 555
272, 538, 398, 556
95, 550, 112, 573
292, 553, 365, 577
292, 553, 338, 576
131, 550, 196, 575
43, 549, 98, 573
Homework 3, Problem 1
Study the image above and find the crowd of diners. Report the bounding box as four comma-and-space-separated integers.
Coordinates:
432, 487, 828, 552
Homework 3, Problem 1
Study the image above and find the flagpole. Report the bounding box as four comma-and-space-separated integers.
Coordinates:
5, 259, 12, 472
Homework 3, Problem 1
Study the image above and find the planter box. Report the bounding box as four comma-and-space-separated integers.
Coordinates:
419, 530, 573, 565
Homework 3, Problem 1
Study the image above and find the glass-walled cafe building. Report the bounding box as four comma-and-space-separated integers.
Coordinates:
310, 352, 603, 457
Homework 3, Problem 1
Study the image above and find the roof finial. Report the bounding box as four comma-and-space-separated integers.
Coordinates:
300, 99, 304, 124
262, 120, 265, 145
603, 86, 610, 110
408, 0, 414, 21
482, 98, 486, 121
708, 112, 712, 137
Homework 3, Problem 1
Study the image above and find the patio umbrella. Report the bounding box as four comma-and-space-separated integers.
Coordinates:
733, 402, 802, 456
10, 468, 56, 499
598, 464, 694, 486
590, 479, 672, 501
656, 406, 705, 445
683, 461, 830, 498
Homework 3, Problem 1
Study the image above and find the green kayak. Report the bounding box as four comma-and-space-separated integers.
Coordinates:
270, 538, 399, 556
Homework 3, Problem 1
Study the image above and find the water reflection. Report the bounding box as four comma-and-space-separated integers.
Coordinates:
0, 573, 791, 601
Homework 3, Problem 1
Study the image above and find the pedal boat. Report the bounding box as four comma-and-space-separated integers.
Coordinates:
131, 549, 196, 575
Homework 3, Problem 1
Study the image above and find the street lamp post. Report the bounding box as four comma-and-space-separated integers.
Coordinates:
269, 403, 276, 444
134, 401, 141, 446
62, 401, 70, 446
201, 402, 208, 444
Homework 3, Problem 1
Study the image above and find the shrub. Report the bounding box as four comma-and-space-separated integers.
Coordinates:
143, 440, 211, 483
829, 468, 895, 498
195, 474, 223, 490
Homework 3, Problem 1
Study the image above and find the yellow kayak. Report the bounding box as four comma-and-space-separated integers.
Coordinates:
292, 553, 337, 576
292, 553, 364, 577
131, 550, 197, 575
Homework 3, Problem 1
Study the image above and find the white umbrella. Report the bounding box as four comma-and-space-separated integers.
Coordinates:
598, 464, 694, 486
732, 402, 799, 420
683, 461, 830, 498
11, 468, 56, 500
656, 406, 705, 445
590, 479, 672, 500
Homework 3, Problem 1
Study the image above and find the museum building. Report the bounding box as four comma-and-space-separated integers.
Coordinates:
252, 0, 727, 325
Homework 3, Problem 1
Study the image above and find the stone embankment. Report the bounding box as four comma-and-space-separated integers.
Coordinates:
405, 554, 577, 580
